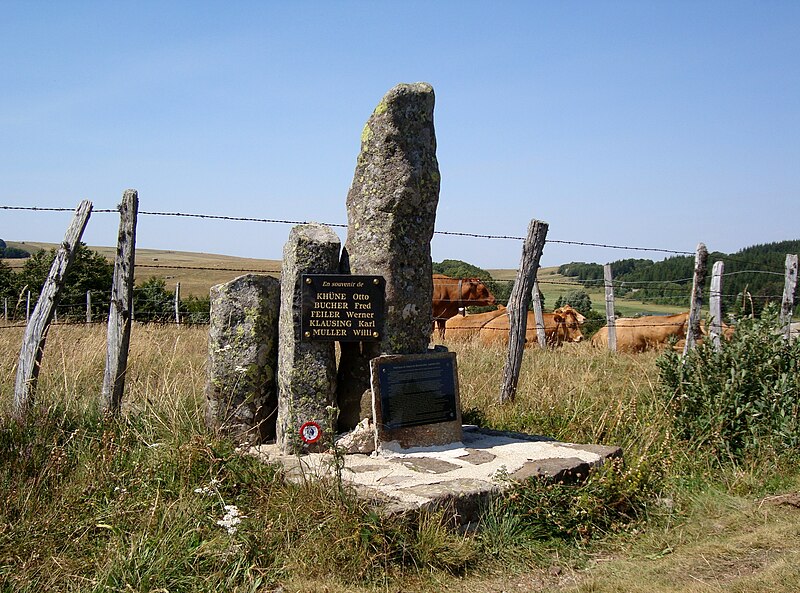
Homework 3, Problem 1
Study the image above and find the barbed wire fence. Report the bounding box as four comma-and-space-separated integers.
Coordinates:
1, 204, 797, 332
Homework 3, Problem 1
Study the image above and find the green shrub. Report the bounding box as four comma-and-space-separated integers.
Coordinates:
657, 306, 800, 461
492, 456, 659, 542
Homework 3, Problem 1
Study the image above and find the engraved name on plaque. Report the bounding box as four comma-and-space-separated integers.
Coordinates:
301, 274, 385, 342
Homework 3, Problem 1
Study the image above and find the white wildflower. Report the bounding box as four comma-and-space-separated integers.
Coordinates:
217, 504, 245, 535
193, 478, 222, 496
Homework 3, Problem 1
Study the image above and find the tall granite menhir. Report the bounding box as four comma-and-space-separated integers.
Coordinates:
205, 274, 281, 444
276, 223, 341, 454
337, 82, 441, 430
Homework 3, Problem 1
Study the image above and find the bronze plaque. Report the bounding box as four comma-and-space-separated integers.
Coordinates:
301, 274, 385, 342
377, 355, 458, 429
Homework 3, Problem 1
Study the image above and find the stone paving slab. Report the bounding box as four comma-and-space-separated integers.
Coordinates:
250, 426, 622, 524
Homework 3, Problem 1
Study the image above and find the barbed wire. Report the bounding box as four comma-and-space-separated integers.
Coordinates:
1, 204, 702, 256
136, 264, 281, 273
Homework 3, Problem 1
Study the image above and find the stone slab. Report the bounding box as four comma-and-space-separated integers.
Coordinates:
249, 426, 622, 525
371, 352, 462, 448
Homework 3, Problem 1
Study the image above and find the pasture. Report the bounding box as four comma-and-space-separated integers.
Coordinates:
4, 241, 282, 298
1, 322, 799, 592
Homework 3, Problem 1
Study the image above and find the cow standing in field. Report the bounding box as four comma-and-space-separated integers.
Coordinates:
432, 274, 496, 338
591, 312, 692, 353
444, 304, 585, 347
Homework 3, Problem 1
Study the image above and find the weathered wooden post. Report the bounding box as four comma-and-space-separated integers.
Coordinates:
26, 290, 30, 323
86, 290, 92, 324
603, 264, 617, 352
101, 190, 138, 415
14, 200, 93, 420
3, 297, 7, 322
174, 282, 181, 325
531, 279, 546, 348
780, 254, 798, 340
683, 243, 708, 356
709, 260, 724, 350
500, 219, 548, 404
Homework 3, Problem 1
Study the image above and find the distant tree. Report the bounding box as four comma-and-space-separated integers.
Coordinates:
16, 243, 113, 320
182, 294, 211, 324
0, 238, 32, 258
554, 289, 593, 316
0, 259, 16, 300
558, 262, 603, 282
2, 247, 30, 258
133, 277, 174, 322
433, 259, 492, 280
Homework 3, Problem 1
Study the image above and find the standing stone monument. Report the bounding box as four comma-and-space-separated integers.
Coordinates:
276, 223, 341, 454
337, 82, 441, 431
205, 274, 281, 444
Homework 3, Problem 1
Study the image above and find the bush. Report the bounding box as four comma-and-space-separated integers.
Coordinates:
657, 306, 800, 461
133, 277, 174, 322
554, 289, 592, 316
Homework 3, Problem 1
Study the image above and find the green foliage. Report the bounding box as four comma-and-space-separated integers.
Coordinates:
133, 277, 175, 322
0, 238, 30, 258
558, 261, 603, 281
491, 456, 659, 542
554, 289, 593, 316
15, 243, 113, 320
658, 305, 800, 461
0, 403, 478, 591
432, 259, 491, 280
0, 260, 15, 299
581, 309, 607, 339
182, 294, 211, 324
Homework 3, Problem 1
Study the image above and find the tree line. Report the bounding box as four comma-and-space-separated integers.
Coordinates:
0, 243, 209, 323
558, 240, 800, 316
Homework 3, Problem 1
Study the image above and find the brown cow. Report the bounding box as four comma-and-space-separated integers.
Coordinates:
591, 312, 692, 353
479, 305, 585, 348
432, 274, 496, 337
444, 305, 508, 341
444, 305, 584, 347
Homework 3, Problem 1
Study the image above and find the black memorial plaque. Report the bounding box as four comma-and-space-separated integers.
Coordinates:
378, 356, 458, 429
301, 274, 385, 342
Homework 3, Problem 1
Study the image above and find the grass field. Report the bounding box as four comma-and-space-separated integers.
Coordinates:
1, 323, 798, 592
5, 241, 282, 297
489, 266, 686, 317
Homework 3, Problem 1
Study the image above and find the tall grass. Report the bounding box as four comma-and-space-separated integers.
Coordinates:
1, 324, 798, 591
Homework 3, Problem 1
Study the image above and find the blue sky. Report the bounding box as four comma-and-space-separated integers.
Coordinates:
1, 1, 798, 269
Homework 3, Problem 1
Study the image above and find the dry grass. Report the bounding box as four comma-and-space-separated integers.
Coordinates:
5, 241, 281, 296
1, 324, 800, 592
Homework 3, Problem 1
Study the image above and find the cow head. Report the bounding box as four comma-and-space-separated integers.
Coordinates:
554, 304, 587, 325
463, 278, 497, 307
552, 309, 584, 343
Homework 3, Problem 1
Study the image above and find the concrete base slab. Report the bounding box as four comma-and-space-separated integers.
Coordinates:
249, 425, 622, 524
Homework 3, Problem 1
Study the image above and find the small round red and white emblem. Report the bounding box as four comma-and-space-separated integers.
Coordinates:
299, 421, 322, 444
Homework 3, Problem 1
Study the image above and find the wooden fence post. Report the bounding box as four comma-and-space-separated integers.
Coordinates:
26, 290, 30, 323
683, 243, 708, 356
532, 279, 546, 348
101, 190, 138, 415
174, 281, 181, 325
603, 264, 617, 352
3, 297, 7, 322
499, 219, 548, 404
780, 254, 798, 339
709, 261, 724, 350
86, 291, 92, 324
14, 200, 93, 420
